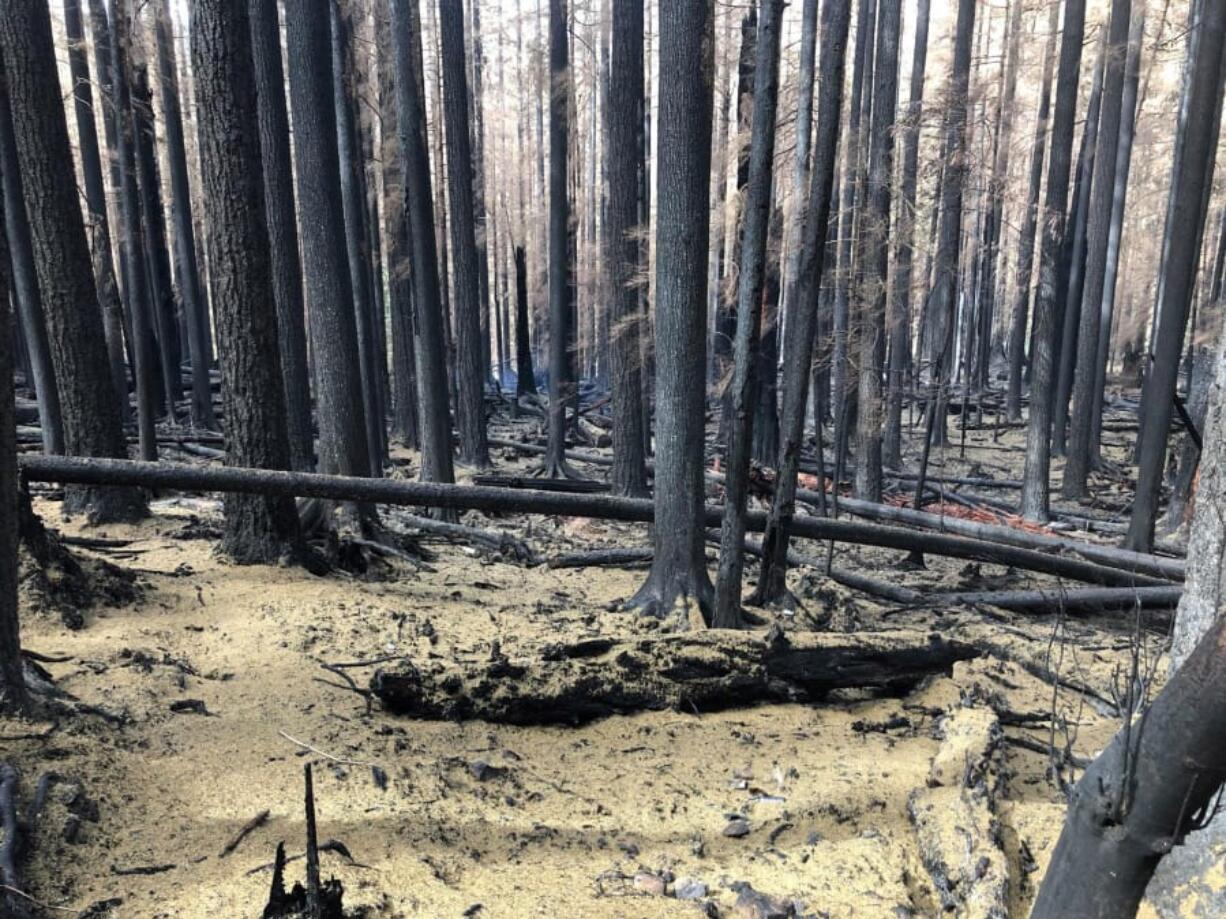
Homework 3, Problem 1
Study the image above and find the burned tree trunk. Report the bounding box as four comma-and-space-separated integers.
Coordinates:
283, 0, 373, 486
624, 0, 715, 627
0, 61, 62, 456
438, 0, 490, 470
371, 630, 981, 724
605, 0, 647, 497
513, 245, 537, 398
751, 0, 851, 606
191, 0, 305, 564
1019, 0, 1088, 522
1127, 0, 1226, 551
0, 0, 145, 523
250, 0, 314, 472
713, 0, 785, 630
389, 0, 456, 488
0, 172, 23, 713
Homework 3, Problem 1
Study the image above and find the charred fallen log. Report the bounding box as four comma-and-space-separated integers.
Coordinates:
19, 456, 1168, 588
369, 629, 981, 724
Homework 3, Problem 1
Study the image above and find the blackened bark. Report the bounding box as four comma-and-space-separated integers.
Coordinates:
853, 0, 900, 503
438, 0, 490, 469
283, 0, 373, 485
514, 245, 537, 397
545, 0, 575, 477
751, 0, 851, 606
331, 2, 386, 476
781, 0, 819, 340
0, 165, 23, 711
0, 0, 144, 522
625, 0, 715, 627
250, 0, 315, 472
156, 0, 214, 431
388, 0, 456, 486
130, 46, 184, 423
113, 5, 159, 462
883, 0, 930, 468
0, 61, 62, 455
190, 0, 303, 563
65, 0, 128, 426
375, 0, 420, 450
1052, 40, 1105, 456
1127, 0, 1226, 552
470, 0, 491, 385
1005, 0, 1058, 422
1031, 612, 1226, 918
1018, 0, 1087, 522
1064, 0, 1132, 498
605, 0, 647, 497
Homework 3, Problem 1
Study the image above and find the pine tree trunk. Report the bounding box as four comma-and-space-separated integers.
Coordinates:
0, 62, 62, 455
1018, 0, 1088, 522
375, 0, 420, 450
1127, 0, 1226, 552
155, 0, 214, 431
438, 0, 491, 470
713, 0, 785, 630
0, 164, 24, 712
514, 245, 537, 397
749, 0, 851, 607
1064, 0, 1132, 498
0, 0, 144, 522
190, 0, 303, 563
283, 0, 374, 485
883, 0, 929, 468
1005, 0, 1058, 422
331, 1, 386, 476
625, 0, 715, 627
249, 0, 315, 472
605, 0, 647, 497
388, 0, 457, 487
853, 0, 900, 503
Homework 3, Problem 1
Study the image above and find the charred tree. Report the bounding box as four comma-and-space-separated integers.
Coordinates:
1064, 0, 1132, 499
514, 244, 537, 398
883, 0, 930, 468
751, 0, 850, 606
331, 1, 386, 475
605, 0, 647, 497
1018, 0, 1088, 522
0, 60, 62, 455
438, 0, 490, 470
283, 0, 373, 487
156, 0, 214, 430
624, 0, 715, 627
388, 0, 457, 487
544, 0, 575, 477
1005, 0, 1059, 422
713, 0, 785, 630
0, 169, 23, 712
1127, 0, 1226, 552
853, 0, 900, 502
250, 0, 315, 472
190, 0, 304, 563
0, 0, 144, 522
65, 0, 128, 426
375, 0, 420, 450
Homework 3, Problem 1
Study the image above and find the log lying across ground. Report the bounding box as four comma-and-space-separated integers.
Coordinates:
369, 629, 981, 724
19, 456, 1172, 588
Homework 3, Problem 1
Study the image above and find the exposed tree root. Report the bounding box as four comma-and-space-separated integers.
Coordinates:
370, 628, 981, 724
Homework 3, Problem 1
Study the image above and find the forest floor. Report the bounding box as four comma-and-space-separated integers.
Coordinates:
1, 407, 1189, 917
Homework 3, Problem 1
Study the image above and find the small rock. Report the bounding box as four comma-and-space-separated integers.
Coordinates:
62, 813, 83, 843
722, 818, 751, 838
468, 760, 506, 781
674, 878, 708, 901
633, 872, 666, 896
169, 698, 210, 716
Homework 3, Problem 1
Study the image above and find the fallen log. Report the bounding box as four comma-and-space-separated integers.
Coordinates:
791, 487, 1184, 581
18, 457, 1168, 588
472, 473, 609, 494
369, 629, 981, 724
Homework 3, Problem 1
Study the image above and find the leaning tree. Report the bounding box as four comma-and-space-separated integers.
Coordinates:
190, 0, 305, 563
624, 0, 715, 627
